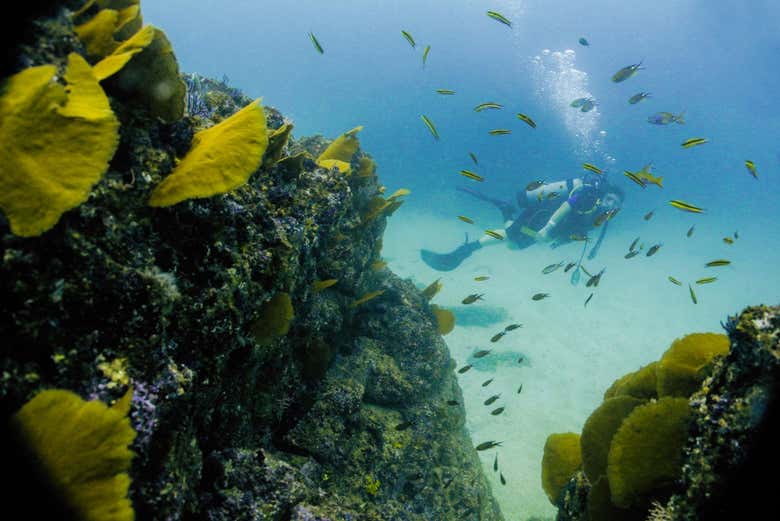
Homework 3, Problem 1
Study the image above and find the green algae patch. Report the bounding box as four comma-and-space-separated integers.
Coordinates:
0, 53, 119, 237
604, 362, 658, 401
656, 333, 730, 397
581, 396, 646, 483
607, 397, 691, 508
542, 432, 582, 504
251, 292, 294, 343
149, 99, 268, 206
316, 126, 363, 174
13, 388, 136, 521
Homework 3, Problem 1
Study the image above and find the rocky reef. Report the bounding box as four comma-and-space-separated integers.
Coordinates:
545, 306, 779, 521
0, 2, 503, 520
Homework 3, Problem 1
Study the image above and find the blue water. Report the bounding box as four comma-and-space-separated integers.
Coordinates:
146, 0, 780, 516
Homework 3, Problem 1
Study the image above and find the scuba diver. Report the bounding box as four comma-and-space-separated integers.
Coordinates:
420, 172, 624, 271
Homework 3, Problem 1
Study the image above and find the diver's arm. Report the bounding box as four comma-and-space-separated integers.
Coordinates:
536, 202, 571, 242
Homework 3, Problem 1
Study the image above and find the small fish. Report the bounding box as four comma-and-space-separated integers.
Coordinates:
564, 262, 576, 272
349, 290, 385, 308
628, 92, 651, 104
687, 225, 695, 237
723, 237, 734, 244
569, 233, 589, 242
634, 164, 664, 188
517, 356, 524, 364
734, 231, 739, 239
460, 169, 485, 182
670, 199, 705, 213
629, 237, 640, 251
504, 323, 523, 331
623, 170, 647, 188
586, 268, 605, 288
606, 208, 621, 221
491, 407, 505, 416
486, 10, 512, 27
490, 332, 506, 343
493, 454, 498, 472
706, 259, 731, 267
745, 160, 758, 179
624, 250, 640, 259
532, 292, 550, 301
646, 243, 662, 257
500, 472, 506, 485
648, 111, 685, 125
421, 278, 443, 300
570, 97, 589, 108
458, 364, 473, 374
542, 261, 564, 274
462, 293, 485, 304
482, 378, 494, 387
578, 37, 589, 46
474, 102, 504, 112
525, 180, 545, 191
584, 293, 594, 307
313, 279, 338, 292
580, 98, 597, 112
612, 61, 643, 82
583, 163, 603, 175
696, 277, 717, 285
401, 30, 416, 48
395, 420, 413, 431
436, 89, 456, 95
422, 45, 431, 66
516, 113, 537, 128
469, 152, 478, 165
668, 276, 682, 286
682, 137, 708, 148
593, 211, 610, 227
476, 440, 503, 451
689, 284, 698, 304
484, 394, 501, 406
484, 230, 505, 240
420, 114, 439, 140
308, 32, 324, 54
473, 349, 492, 358
458, 215, 475, 224
644, 210, 655, 221
489, 129, 512, 135
516, 384, 523, 394
475, 275, 490, 281
446, 400, 459, 406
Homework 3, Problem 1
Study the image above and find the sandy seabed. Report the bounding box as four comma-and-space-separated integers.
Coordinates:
383, 208, 778, 520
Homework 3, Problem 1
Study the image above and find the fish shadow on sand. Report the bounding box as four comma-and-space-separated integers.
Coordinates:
467, 350, 531, 371
452, 305, 508, 328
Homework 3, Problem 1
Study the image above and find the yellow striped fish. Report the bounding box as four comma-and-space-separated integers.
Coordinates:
313, 279, 337, 292
309, 32, 324, 54
420, 115, 439, 140
484, 230, 505, 240
489, 129, 511, 135
469, 152, 478, 165
681, 137, 708, 148
422, 45, 431, 66
745, 160, 758, 179
436, 89, 456, 95
696, 277, 717, 285
458, 215, 475, 224
689, 284, 698, 304
583, 163, 603, 174
668, 276, 682, 286
624, 170, 647, 188
460, 170, 484, 182
349, 290, 385, 308
669, 199, 705, 213
486, 10, 512, 27
401, 30, 416, 48
475, 102, 503, 112
706, 259, 731, 267
516, 113, 536, 128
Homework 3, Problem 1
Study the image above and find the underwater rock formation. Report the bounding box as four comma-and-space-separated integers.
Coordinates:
1, 2, 502, 520
548, 306, 779, 521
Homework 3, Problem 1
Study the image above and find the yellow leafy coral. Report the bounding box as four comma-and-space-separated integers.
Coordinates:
316, 126, 363, 174
430, 304, 455, 335
542, 432, 582, 503
149, 99, 268, 206
12, 388, 136, 521
92, 24, 155, 82
0, 53, 119, 236
656, 333, 729, 397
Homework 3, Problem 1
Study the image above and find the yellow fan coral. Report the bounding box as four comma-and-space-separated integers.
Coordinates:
606, 397, 691, 508
656, 333, 729, 397
542, 432, 582, 504
603, 362, 658, 401
92, 24, 155, 82
431, 305, 455, 335
0, 53, 119, 236
148, 99, 268, 206
73, 2, 142, 58
316, 126, 363, 174
264, 123, 294, 165
12, 388, 136, 521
